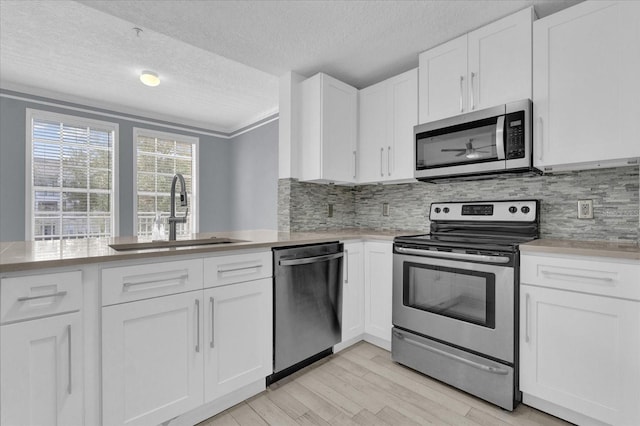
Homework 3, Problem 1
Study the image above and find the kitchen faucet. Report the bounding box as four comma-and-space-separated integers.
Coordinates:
168, 173, 188, 240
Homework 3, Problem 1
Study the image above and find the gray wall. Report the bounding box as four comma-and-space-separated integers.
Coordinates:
228, 120, 279, 230
0, 91, 278, 241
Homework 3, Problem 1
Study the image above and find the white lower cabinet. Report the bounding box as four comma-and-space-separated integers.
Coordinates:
520, 253, 640, 426
102, 291, 204, 426
1, 312, 83, 426
364, 241, 393, 347
204, 278, 272, 402
341, 242, 365, 343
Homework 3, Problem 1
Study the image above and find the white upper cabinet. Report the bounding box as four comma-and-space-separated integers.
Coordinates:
359, 69, 418, 184
300, 73, 358, 184
419, 7, 533, 123
533, 0, 640, 171
468, 8, 533, 111
418, 35, 468, 123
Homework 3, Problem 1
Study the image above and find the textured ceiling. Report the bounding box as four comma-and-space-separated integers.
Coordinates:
0, 0, 581, 133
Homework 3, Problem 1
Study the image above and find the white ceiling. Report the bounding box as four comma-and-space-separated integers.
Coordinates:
0, 0, 581, 134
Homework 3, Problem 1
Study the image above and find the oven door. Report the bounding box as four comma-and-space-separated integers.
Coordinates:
392, 250, 514, 363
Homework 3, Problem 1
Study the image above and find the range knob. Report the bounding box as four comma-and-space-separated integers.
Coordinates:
509, 206, 518, 214
443, 207, 450, 213
521, 206, 531, 214
434, 207, 441, 213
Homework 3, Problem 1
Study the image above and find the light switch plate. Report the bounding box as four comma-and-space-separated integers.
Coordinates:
577, 199, 593, 219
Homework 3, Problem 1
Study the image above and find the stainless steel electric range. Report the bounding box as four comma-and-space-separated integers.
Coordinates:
391, 200, 539, 410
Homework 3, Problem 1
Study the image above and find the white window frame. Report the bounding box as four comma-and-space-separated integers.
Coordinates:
25, 108, 119, 240
132, 127, 199, 237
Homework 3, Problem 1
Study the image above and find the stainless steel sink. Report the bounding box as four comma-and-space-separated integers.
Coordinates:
109, 237, 246, 251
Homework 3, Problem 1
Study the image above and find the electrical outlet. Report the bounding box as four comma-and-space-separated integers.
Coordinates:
382, 203, 390, 216
328, 203, 334, 218
577, 199, 593, 219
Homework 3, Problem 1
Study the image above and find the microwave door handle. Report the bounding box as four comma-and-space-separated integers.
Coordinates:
496, 116, 505, 160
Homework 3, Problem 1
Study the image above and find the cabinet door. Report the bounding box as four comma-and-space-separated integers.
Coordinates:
520, 285, 640, 425
358, 81, 388, 183
364, 242, 393, 345
1, 312, 83, 426
102, 292, 204, 426
342, 242, 364, 342
533, 1, 640, 169
468, 7, 532, 111
204, 278, 272, 402
322, 75, 358, 182
387, 68, 418, 181
418, 35, 467, 123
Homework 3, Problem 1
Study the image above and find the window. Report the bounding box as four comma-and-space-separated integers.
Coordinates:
133, 128, 198, 238
26, 109, 118, 240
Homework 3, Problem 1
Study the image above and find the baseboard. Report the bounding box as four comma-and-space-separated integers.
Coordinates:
522, 393, 610, 426
363, 333, 391, 351
333, 334, 364, 353
165, 380, 265, 426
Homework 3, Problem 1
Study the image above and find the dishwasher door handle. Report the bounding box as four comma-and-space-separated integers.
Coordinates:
279, 252, 344, 266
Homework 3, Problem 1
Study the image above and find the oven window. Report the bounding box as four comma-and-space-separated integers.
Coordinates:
403, 262, 496, 328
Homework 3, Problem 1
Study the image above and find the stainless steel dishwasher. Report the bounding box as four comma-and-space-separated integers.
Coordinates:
268, 242, 343, 384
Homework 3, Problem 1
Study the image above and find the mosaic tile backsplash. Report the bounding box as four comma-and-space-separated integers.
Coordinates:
278, 166, 640, 243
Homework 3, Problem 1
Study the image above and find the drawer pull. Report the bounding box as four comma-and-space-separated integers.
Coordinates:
393, 330, 509, 375
217, 264, 262, 274
122, 273, 189, 290
540, 269, 614, 283
17, 291, 68, 302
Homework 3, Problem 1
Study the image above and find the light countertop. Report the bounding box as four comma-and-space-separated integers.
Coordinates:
0, 229, 419, 273
521, 239, 640, 261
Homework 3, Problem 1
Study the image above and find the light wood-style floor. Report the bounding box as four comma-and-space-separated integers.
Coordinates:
198, 342, 571, 426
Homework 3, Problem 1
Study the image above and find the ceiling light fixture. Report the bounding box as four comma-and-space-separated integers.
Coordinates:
140, 70, 160, 87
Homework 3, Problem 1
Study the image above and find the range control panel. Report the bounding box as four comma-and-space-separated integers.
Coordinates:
430, 200, 538, 222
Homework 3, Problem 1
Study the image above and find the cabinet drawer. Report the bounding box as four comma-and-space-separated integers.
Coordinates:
102, 259, 203, 306
203, 250, 272, 288
521, 254, 640, 301
1, 271, 82, 324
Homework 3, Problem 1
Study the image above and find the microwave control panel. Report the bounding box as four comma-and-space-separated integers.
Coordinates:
505, 111, 525, 160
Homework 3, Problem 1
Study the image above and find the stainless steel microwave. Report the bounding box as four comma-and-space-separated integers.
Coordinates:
414, 99, 537, 181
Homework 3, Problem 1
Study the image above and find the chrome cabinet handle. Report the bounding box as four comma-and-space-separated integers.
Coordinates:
352, 150, 357, 179
496, 116, 505, 160
459, 76, 464, 113
195, 299, 200, 353
470, 72, 476, 110
344, 249, 349, 284
540, 269, 614, 283
393, 330, 509, 375
210, 297, 215, 349
537, 117, 543, 162
217, 264, 262, 274
123, 273, 188, 290
17, 291, 67, 302
67, 324, 72, 394
380, 147, 384, 177
387, 146, 391, 176
525, 293, 530, 343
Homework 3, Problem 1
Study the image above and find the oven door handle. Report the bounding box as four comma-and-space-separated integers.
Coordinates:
395, 246, 510, 264
393, 330, 510, 375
